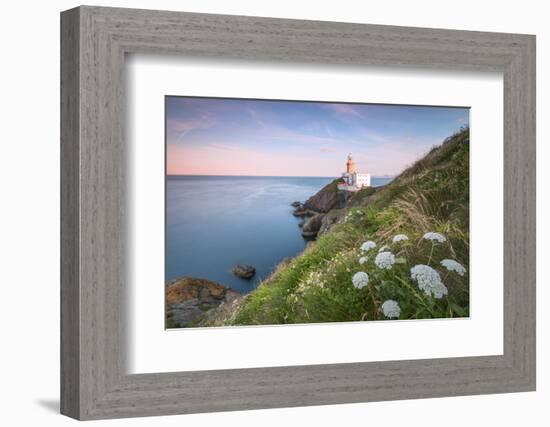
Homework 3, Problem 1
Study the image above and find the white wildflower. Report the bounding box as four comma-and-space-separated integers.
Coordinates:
296, 270, 326, 293
352, 272, 369, 289
378, 245, 390, 253
392, 234, 409, 243
410, 264, 448, 299
361, 241, 376, 252
381, 300, 401, 319
359, 256, 368, 265
296, 282, 308, 294
440, 259, 467, 276
422, 232, 446, 243
374, 251, 395, 270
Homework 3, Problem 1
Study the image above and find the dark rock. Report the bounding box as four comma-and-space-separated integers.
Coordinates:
167, 277, 232, 305
166, 277, 240, 328
168, 301, 207, 326
301, 213, 325, 237
196, 294, 246, 327
290, 201, 302, 208
318, 209, 346, 235
292, 206, 313, 217
303, 179, 347, 213
232, 264, 256, 279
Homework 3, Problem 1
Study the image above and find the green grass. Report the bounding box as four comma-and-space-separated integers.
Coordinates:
321, 177, 345, 193
348, 186, 376, 206
221, 128, 470, 326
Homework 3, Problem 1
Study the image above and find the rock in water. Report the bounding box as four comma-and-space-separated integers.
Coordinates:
290, 201, 302, 208
232, 264, 256, 279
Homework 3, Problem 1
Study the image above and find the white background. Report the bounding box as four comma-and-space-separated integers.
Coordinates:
0, 0, 547, 426
128, 57, 503, 373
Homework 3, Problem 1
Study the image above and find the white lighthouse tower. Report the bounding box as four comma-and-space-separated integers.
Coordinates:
339, 154, 371, 191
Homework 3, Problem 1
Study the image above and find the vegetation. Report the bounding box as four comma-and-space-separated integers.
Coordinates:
216, 127, 470, 325
348, 185, 377, 206
321, 177, 345, 193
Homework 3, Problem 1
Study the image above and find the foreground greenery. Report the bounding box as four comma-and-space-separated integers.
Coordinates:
223, 128, 470, 325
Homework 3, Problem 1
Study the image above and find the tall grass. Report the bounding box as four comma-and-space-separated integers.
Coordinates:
216, 128, 470, 326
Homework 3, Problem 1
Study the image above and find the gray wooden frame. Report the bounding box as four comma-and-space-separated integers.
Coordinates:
60, 5, 536, 420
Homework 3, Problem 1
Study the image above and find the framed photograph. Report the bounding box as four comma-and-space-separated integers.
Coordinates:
61, 6, 536, 420
163, 96, 471, 329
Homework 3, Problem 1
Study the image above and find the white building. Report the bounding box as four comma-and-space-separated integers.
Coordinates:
338, 154, 371, 191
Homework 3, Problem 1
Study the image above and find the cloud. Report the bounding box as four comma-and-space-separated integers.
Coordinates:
167, 113, 214, 140
324, 103, 365, 119
324, 123, 335, 138
166, 97, 466, 177
246, 107, 267, 129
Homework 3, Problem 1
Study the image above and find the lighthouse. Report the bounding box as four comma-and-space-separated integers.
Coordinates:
346, 154, 356, 174
339, 154, 371, 191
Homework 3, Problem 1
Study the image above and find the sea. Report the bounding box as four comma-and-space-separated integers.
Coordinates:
166, 175, 392, 293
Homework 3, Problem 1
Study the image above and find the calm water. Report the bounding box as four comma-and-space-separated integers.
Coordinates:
166, 175, 392, 293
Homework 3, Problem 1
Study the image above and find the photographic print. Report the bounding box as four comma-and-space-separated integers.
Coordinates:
165, 97, 470, 328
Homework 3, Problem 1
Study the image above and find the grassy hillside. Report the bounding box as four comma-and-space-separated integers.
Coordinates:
207, 127, 470, 326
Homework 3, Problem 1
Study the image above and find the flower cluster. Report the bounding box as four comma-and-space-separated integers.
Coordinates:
345, 235, 465, 322
440, 259, 467, 276
374, 251, 395, 270
361, 241, 377, 252
381, 300, 401, 319
422, 232, 446, 243
392, 234, 408, 243
352, 272, 369, 289
296, 270, 325, 294
410, 264, 448, 299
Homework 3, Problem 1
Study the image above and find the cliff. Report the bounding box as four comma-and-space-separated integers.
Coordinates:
296, 177, 380, 238
302, 179, 347, 213
202, 127, 470, 326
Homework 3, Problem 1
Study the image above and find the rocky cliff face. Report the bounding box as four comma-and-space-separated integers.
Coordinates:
302, 179, 347, 213
166, 277, 240, 328
296, 179, 381, 238
301, 213, 325, 237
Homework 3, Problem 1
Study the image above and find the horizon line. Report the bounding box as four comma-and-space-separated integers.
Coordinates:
166, 173, 396, 178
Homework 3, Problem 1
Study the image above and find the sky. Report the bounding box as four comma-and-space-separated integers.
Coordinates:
166, 96, 469, 177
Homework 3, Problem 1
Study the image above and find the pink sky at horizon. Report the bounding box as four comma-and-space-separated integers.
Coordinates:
165, 97, 469, 177
166, 143, 417, 177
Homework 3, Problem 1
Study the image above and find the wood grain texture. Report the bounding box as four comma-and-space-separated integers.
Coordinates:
60, 6, 536, 420
60, 7, 80, 419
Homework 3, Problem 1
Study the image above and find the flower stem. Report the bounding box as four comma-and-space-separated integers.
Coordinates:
367, 283, 379, 320
427, 242, 435, 266
395, 276, 437, 317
